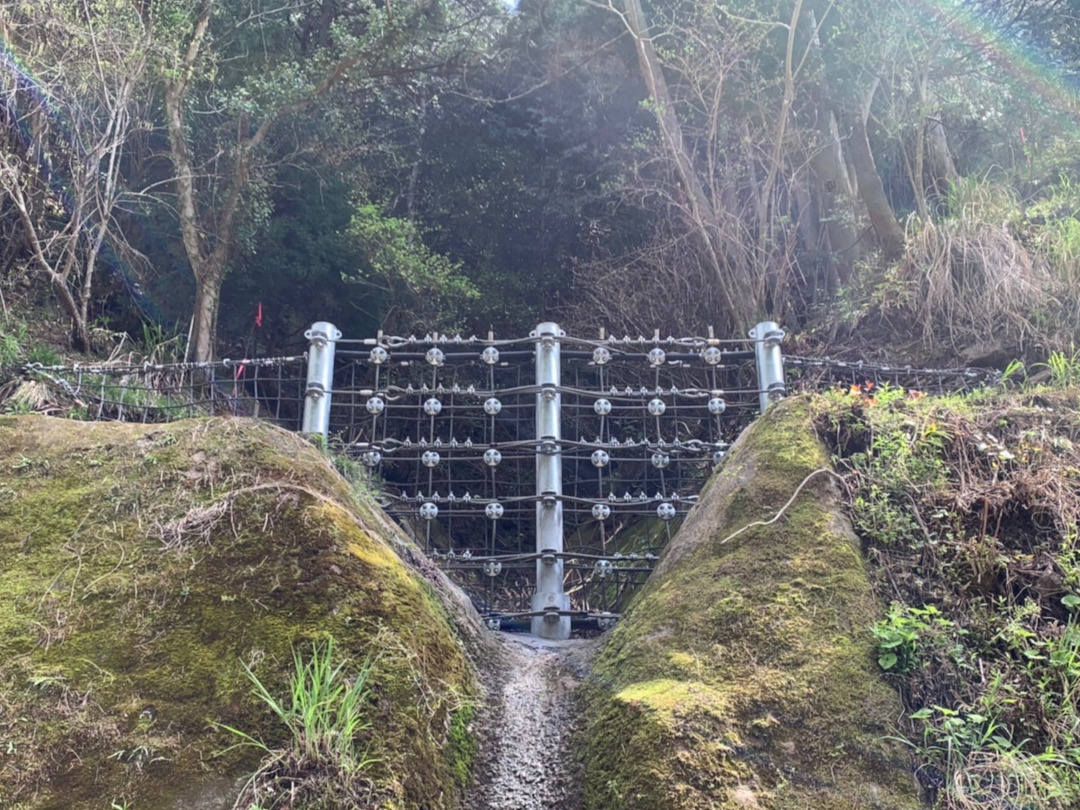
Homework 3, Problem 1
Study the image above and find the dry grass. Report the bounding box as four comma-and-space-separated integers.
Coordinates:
0, 378, 69, 414
154, 499, 236, 551
897, 212, 1057, 357
566, 234, 742, 337
947, 749, 1076, 810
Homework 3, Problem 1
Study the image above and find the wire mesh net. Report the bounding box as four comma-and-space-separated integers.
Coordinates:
22, 356, 308, 429
786, 355, 999, 393
331, 332, 764, 627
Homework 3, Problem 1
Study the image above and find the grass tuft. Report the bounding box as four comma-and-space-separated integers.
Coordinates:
216, 637, 379, 809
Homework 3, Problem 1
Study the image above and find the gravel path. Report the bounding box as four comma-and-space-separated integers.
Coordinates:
463, 634, 596, 810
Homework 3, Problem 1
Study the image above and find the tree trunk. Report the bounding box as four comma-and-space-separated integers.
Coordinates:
161, 3, 362, 362
810, 109, 859, 289
164, 4, 248, 363
163, 6, 214, 360
804, 8, 857, 290
191, 270, 223, 366
925, 116, 959, 199
618, 0, 747, 330
849, 80, 905, 260
792, 172, 829, 303
907, 74, 930, 219
792, 172, 819, 248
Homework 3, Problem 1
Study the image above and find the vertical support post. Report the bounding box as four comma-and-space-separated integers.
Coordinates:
532, 322, 570, 639
302, 321, 341, 439
750, 321, 786, 414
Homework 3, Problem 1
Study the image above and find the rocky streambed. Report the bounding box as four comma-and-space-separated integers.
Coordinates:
463, 634, 595, 810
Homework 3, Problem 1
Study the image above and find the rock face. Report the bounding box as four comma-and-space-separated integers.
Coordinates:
0, 416, 480, 810
578, 399, 922, 810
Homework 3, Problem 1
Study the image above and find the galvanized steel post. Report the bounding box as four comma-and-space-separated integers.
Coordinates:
302, 321, 341, 439
532, 322, 570, 639
750, 321, 786, 414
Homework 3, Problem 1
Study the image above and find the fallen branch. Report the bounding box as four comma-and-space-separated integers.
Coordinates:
720, 467, 845, 545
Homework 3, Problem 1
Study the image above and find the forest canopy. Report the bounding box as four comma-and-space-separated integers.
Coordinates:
0, 0, 1078, 364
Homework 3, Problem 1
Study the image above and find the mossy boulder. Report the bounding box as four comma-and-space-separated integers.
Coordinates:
0, 415, 479, 810
579, 398, 922, 809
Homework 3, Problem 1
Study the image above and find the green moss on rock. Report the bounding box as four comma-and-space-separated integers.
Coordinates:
0, 416, 475, 810
579, 398, 922, 810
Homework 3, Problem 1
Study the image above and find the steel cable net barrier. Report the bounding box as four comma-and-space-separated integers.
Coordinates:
19, 355, 309, 428
13, 330, 1000, 639
323, 323, 783, 637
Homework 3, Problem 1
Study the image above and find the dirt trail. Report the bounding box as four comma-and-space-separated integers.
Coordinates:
463, 634, 596, 810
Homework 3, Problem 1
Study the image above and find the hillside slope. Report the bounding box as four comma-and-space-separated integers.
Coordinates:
0, 416, 482, 810
579, 398, 921, 809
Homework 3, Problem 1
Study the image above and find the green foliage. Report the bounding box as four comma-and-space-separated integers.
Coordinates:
323, 440, 379, 509
215, 639, 378, 808
1037, 347, 1080, 387
873, 603, 952, 674
86, 377, 195, 416
221, 638, 375, 769
999, 358, 1027, 388
852, 483, 923, 547
1027, 172, 1080, 283
25, 344, 61, 367
137, 323, 184, 366
221, 171, 365, 351
144, 0, 507, 356
8, 0, 1080, 362
824, 383, 947, 546
329, 452, 364, 491
818, 388, 1080, 809
0, 322, 27, 367
447, 704, 477, 788
943, 174, 1021, 225
346, 203, 478, 331
0, 322, 62, 370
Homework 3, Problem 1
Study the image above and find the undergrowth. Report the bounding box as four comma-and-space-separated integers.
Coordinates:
810, 175, 1080, 368
215, 637, 380, 810
0, 320, 61, 372
815, 382, 1080, 808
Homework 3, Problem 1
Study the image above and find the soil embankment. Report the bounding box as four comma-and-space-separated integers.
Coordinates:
0, 415, 481, 810
1, 404, 926, 810
577, 398, 923, 809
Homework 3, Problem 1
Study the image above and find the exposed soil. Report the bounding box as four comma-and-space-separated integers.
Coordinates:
463, 633, 597, 810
